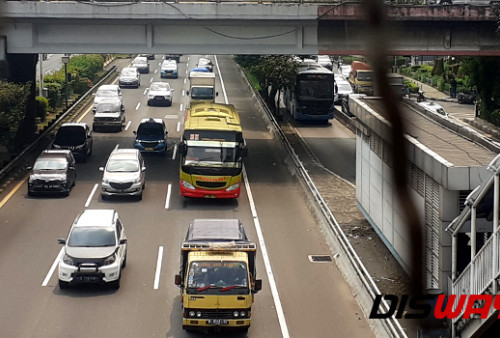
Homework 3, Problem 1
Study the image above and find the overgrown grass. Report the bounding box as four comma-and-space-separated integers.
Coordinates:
245, 71, 261, 91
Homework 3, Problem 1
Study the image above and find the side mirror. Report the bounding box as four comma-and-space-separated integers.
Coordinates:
240, 147, 248, 158
99, 167, 104, 172
178, 143, 187, 156
133, 131, 137, 135
92, 93, 96, 96
175, 274, 182, 286
254, 279, 262, 292
26, 166, 32, 171
119, 238, 127, 245
141, 166, 146, 172
69, 166, 76, 171
215, 92, 219, 97
58, 238, 66, 245
186, 90, 190, 96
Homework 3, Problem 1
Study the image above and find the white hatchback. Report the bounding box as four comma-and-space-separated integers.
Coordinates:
58, 209, 127, 289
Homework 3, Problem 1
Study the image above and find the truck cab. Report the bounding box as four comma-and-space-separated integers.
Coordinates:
175, 219, 261, 332
187, 71, 218, 104
349, 61, 374, 95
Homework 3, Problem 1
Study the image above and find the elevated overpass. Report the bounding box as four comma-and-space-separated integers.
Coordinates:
0, 1, 500, 56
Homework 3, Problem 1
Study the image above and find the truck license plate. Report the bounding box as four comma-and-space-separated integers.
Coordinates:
207, 319, 228, 325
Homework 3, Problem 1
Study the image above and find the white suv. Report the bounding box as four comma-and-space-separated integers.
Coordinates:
57, 209, 127, 289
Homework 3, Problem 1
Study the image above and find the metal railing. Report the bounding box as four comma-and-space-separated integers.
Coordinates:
452, 230, 500, 323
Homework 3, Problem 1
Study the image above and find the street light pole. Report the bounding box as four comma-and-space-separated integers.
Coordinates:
38, 53, 44, 97
61, 55, 69, 109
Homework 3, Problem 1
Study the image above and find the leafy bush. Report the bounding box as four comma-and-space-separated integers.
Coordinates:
488, 109, 500, 126
44, 82, 62, 109
68, 54, 104, 81
35, 96, 49, 122
405, 80, 420, 93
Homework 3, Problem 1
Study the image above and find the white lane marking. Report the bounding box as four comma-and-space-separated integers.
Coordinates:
172, 144, 178, 160
176, 121, 181, 133
164, 115, 178, 119
114, 144, 120, 151
150, 77, 153, 83
214, 55, 229, 104
153, 246, 164, 290
182, 89, 185, 97
242, 167, 290, 338
125, 120, 132, 131
164, 184, 172, 209
184, 78, 187, 85
180, 103, 184, 112
135, 102, 141, 111
154, 69, 158, 74
85, 184, 99, 208
42, 247, 64, 287
214, 55, 291, 337
158, 62, 162, 66
143, 89, 148, 95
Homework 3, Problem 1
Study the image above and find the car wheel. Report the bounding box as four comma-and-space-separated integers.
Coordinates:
101, 194, 109, 201
122, 255, 127, 269
109, 275, 121, 290
167, 101, 172, 107
59, 280, 70, 289
137, 193, 143, 201
458, 96, 463, 104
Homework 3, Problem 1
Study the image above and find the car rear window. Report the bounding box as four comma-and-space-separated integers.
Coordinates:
137, 123, 164, 136
54, 126, 86, 145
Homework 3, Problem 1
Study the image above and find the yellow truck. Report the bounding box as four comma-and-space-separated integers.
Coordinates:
348, 60, 374, 95
174, 218, 262, 332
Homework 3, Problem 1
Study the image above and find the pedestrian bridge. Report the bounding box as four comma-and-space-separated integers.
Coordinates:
1, 1, 500, 56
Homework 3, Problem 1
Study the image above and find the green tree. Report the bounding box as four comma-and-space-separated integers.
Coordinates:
465, 57, 500, 124
247, 55, 298, 114
0, 81, 30, 148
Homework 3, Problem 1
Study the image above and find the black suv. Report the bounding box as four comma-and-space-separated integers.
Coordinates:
27, 150, 76, 196
51, 122, 93, 162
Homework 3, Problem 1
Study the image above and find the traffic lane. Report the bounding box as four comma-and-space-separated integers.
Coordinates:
243, 138, 373, 338
0, 183, 101, 337
292, 118, 357, 184
217, 55, 374, 337
0, 57, 185, 336
2, 144, 183, 336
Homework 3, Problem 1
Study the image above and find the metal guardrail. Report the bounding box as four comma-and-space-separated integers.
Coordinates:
0, 66, 117, 183
244, 74, 407, 337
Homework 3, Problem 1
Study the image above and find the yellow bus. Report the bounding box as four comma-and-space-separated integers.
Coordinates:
179, 102, 247, 198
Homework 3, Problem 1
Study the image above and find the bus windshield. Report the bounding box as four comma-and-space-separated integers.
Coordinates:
297, 79, 333, 100
185, 146, 237, 164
